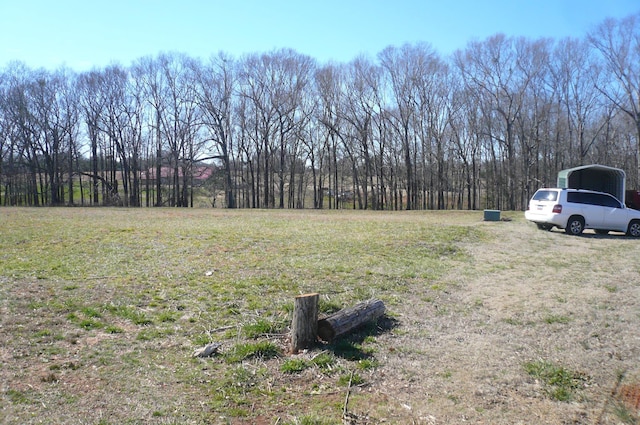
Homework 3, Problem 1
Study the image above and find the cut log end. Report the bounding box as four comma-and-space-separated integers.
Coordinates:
317, 318, 335, 341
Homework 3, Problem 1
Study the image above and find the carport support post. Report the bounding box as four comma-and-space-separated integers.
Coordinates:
291, 293, 319, 353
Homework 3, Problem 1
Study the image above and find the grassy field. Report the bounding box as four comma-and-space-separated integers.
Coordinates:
0, 208, 639, 424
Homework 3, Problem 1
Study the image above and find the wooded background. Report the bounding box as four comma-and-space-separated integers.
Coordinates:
1, 13, 639, 210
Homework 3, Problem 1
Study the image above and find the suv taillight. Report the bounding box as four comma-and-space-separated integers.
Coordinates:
552, 204, 562, 213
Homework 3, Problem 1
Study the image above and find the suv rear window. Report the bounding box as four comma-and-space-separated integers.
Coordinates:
532, 190, 558, 201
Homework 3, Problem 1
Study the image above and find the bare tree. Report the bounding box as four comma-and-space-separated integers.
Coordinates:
2, 63, 37, 205
455, 35, 538, 210
234, 92, 259, 207
339, 56, 382, 209
550, 37, 608, 167
379, 43, 440, 209
271, 50, 315, 209
23, 68, 79, 205
315, 63, 346, 209
134, 56, 169, 206
97, 65, 146, 206
513, 38, 553, 208
237, 52, 277, 208
237, 49, 315, 208
191, 53, 236, 208
0, 68, 11, 205
416, 55, 453, 209
448, 77, 483, 210
157, 53, 203, 207
589, 12, 640, 183
78, 70, 107, 205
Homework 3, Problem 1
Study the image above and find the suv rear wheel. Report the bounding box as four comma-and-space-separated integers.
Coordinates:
565, 216, 585, 236
626, 220, 640, 237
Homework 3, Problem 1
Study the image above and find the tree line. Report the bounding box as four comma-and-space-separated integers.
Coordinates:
1, 12, 639, 210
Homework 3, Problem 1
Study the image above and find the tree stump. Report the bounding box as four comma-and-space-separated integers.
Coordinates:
317, 299, 385, 342
290, 293, 319, 353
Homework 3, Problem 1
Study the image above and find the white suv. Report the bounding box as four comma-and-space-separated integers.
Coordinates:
525, 188, 640, 236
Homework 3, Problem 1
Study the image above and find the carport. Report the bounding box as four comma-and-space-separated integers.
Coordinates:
557, 164, 626, 202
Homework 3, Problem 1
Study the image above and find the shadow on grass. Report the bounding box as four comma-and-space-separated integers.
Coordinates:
322, 315, 400, 361
549, 229, 632, 239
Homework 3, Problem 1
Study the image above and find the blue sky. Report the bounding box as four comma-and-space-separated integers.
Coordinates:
1, 0, 638, 71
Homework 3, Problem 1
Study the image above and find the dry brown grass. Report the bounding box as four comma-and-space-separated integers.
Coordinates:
0, 208, 638, 424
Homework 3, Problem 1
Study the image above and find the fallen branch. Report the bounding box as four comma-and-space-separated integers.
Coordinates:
343, 370, 354, 419
209, 325, 234, 333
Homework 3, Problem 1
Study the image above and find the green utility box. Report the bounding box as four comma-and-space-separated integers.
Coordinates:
483, 209, 501, 221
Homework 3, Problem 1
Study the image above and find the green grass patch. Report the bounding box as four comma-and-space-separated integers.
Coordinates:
319, 299, 344, 314
192, 333, 214, 346
284, 415, 337, 425
34, 329, 53, 338
543, 315, 572, 325
242, 318, 286, 338
136, 328, 174, 341
78, 318, 104, 330
280, 358, 311, 374
224, 341, 282, 363
106, 305, 153, 326
356, 358, 379, 370
6, 389, 31, 404
81, 306, 102, 318
338, 372, 364, 386
524, 360, 588, 401
157, 311, 179, 323
311, 353, 337, 371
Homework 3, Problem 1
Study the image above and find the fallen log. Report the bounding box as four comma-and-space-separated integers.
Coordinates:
317, 299, 385, 342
